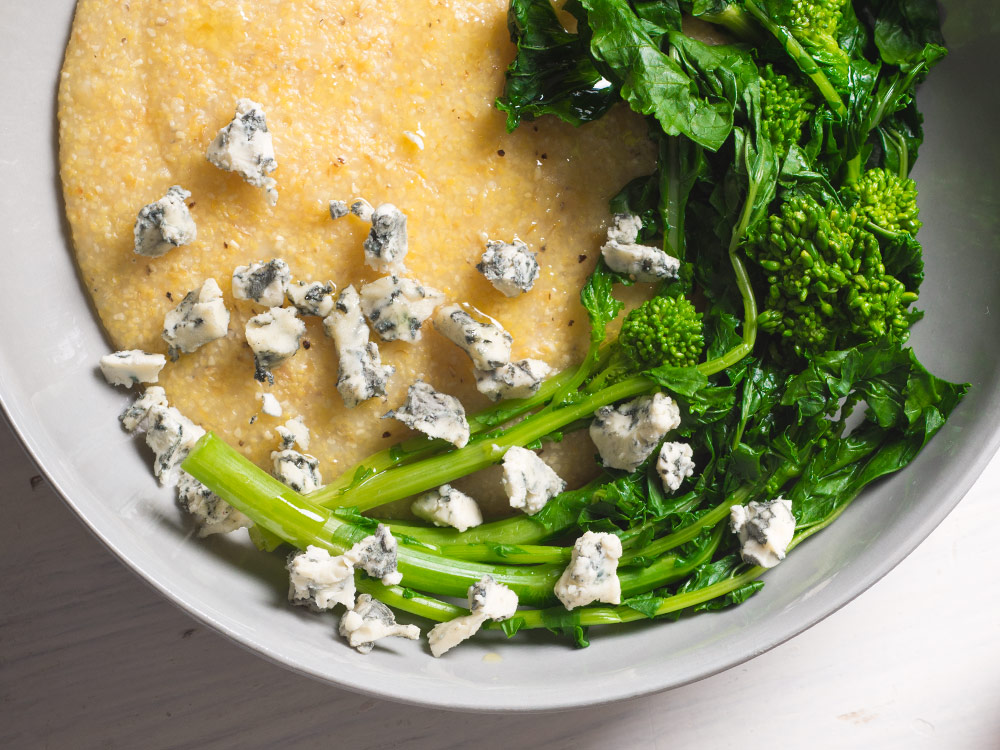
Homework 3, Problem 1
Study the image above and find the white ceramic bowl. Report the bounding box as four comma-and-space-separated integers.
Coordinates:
2, 1, 997, 711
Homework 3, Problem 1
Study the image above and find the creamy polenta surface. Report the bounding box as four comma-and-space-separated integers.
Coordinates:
59, 0, 655, 506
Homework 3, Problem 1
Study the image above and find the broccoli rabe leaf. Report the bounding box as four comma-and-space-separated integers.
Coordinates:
578, 0, 737, 150
860, 0, 947, 71
496, 0, 619, 131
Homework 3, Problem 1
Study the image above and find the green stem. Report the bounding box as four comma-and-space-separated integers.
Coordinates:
312, 376, 652, 511
742, 0, 847, 118
182, 433, 563, 605
437, 543, 571, 565
319, 368, 579, 498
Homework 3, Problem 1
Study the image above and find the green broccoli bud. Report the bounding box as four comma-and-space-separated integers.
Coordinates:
746, 194, 918, 358
759, 64, 816, 160
619, 295, 705, 369
785, 0, 846, 37
843, 168, 922, 235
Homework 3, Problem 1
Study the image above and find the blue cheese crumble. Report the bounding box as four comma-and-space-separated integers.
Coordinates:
261, 393, 283, 417
232, 259, 291, 308
589, 392, 681, 471
120, 386, 168, 433
271, 449, 323, 494
176, 473, 252, 537
730, 498, 795, 568
287, 545, 357, 611
433, 303, 512, 371
286, 280, 335, 317
411, 484, 483, 532
501, 446, 566, 515
363, 203, 408, 272
144, 404, 206, 487
350, 198, 374, 222
245, 306, 306, 383
133, 186, 196, 257
656, 441, 696, 493
161, 278, 230, 360
474, 358, 551, 402
554, 531, 623, 610
339, 594, 420, 654
206, 98, 278, 205
427, 576, 518, 657
323, 285, 395, 408
601, 213, 680, 282
328, 200, 350, 220
287, 525, 404, 612
359, 275, 444, 342
276, 415, 310, 451
384, 381, 470, 448
99, 350, 166, 387
476, 237, 539, 297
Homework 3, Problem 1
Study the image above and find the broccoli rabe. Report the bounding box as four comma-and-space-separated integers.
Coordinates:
619, 295, 704, 369
843, 168, 922, 235
749, 194, 918, 358
759, 64, 815, 161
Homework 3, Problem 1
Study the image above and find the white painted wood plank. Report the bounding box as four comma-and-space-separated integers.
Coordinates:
1, 413, 997, 749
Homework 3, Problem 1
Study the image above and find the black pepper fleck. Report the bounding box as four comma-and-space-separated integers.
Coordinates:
578, 254, 587, 263
29, 475, 43, 490
302, 339, 311, 350
166, 291, 173, 300
568, 320, 575, 327
382, 431, 391, 438
223, 242, 229, 249
497, 149, 505, 157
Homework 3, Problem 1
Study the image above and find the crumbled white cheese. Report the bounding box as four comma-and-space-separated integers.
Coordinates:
363, 203, 408, 272
329, 200, 350, 220
554, 531, 623, 610
433, 303, 512, 370
286, 525, 403, 612
384, 381, 470, 448
476, 237, 539, 297
350, 198, 374, 222
232, 259, 291, 308
656, 441, 696, 493
120, 386, 168, 433
601, 213, 680, 282
99, 350, 166, 387
359, 275, 444, 342
144, 404, 206, 487
176, 472, 252, 537
501, 446, 566, 515
286, 279, 335, 317
474, 359, 551, 402
589, 392, 681, 471
133, 185, 197, 257
352, 524, 403, 586
276, 415, 309, 451
271, 449, 323, 494
161, 278, 230, 359
261, 393, 283, 417
427, 576, 518, 657
339, 594, 420, 654
323, 285, 394, 407
730, 498, 796, 568
206, 98, 278, 205
287, 545, 357, 611
411, 484, 483, 532
245, 306, 305, 383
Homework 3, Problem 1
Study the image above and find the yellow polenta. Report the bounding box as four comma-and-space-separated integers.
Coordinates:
58, 0, 656, 510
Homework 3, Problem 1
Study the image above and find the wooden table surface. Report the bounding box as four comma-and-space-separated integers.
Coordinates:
1, 410, 997, 749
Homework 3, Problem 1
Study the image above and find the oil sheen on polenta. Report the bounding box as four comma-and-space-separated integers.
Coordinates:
58, 0, 655, 512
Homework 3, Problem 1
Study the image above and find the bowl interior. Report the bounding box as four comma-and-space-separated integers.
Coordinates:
1, 1, 998, 711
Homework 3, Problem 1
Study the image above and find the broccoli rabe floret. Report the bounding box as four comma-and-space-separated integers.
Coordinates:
843, 168, 922, 235
618, 295, 705, 369
748, 194, 918, 358
783, 0, 846, 37
759, 64, 815, 160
